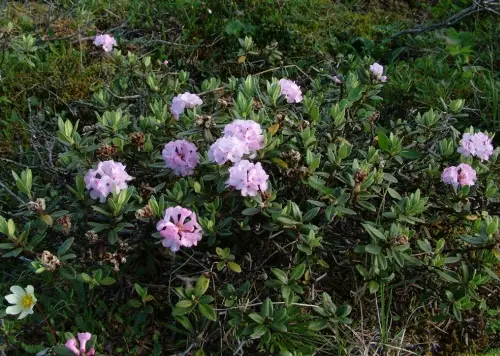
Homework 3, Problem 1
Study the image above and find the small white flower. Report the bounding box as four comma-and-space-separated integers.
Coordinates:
5, 285, 37, 319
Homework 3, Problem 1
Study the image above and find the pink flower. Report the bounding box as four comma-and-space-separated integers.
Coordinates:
369, 62, 384, 77
84, 160, 133, 202
93, 34, 116, 52
441, 166, 459, 187
65, 339, 80, 355
64, 332, 94, 355
369, 62, 387, 82
223, 120, 264, 155
457, 132, 494, 161
163, 60, 169, 66
278, 79, 303, 103
170, 92, 203, 119
77, 333, 92, 353
208, 136, 248, 165
162, 140, 199, 176
441, 163, 477, 188
333, 75, 343, 84
457, 163, 477, 187
227, 160, 269, 197
156, 206, 203, 252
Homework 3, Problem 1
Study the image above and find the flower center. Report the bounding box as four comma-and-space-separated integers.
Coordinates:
21, 294, 34, 308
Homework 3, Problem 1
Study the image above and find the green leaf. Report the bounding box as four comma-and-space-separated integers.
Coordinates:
348, 87, 363, 102
368, 280, 379, 293
99, 277, 116, 286
248, 312, 265, 324
227, 262, 241, 273
303, 207, 320, 222
199, 303, 216, 321
241, 208, 260, 216
271, 268, 288, 284
362, 223, 386, 242
399, 150, 420, 159
57, 237, 74, 255
194, 275, 210, 297
176, 300, 194, 309
417, 239, 432, 253
261, 298, 273, 318
308, 319, 328, 331
276, 217, 301, 225
59, 265, 76, 280
80, 273, 92, 283
365, 244, 381, 254
128, 299, 142, 308
377, 129, 390, 151
290, 263, 306, 280
387, 187, 402, 200
436, 270, 460, 283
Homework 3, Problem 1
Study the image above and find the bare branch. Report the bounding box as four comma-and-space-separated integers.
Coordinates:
387, 0, 498, 41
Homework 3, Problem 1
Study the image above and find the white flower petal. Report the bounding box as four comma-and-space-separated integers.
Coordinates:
4, 294, 20, 304
6, 305, 23, 315
10, 286, 25, 296
18, 309, 30, 319
25, 285, 34, 295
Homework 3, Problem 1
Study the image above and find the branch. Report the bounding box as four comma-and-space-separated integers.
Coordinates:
0, 179, 26, 205
387, 0, 499, 41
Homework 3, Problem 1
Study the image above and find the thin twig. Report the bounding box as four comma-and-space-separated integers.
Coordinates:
387, 1, 499, 41
0, 179, 26, 205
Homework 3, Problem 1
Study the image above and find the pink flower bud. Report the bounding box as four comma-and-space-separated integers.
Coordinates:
65, 339, 80, 355
77, 332, 92, 353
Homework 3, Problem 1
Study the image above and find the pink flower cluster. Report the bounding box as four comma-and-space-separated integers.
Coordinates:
65, 332, 95, 355
156, 206, 203, 252
171, 92, 203, 119
209, 120, 264, 165
227, 160, 269, 197
93, 34, 116, 52
441, 163, 477, 188
457, 132, 494, 161
162, 140, 199, 176
84, 160, 133, 202
369, 62, 387, 83
208, 136, 247, 165
278, 79, 303, 103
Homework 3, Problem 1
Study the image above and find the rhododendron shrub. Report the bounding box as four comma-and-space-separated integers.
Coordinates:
1, 50, 499, 355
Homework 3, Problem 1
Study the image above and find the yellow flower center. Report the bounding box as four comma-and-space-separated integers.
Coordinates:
21, 294, 34, 308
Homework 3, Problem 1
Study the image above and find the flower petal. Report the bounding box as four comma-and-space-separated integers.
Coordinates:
25, 285, 34, 295
18, 309, 30, 319
4, 294, 20, 304
6, 304, 23, 315
10, 285, 25, 296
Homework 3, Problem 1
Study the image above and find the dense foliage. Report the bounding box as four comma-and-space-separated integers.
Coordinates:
1, 1, 499, 355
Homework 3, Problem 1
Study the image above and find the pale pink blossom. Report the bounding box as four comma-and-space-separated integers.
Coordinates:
170, 92, 203, 119
227, 160, 269, 196
163, 60, 169, 66
64, 332, 95, 355
457, 163, 477, 187
162, 140, 199, 176
333, 75, 343, 84
457, 132, 494, 161
223, 120, 264, 155
369, 62, 387, 82
441, 163, 477, 188
370, 63, 384, 77
208, 136, 248, 165
93, 34, 116, 52
156, 206, 203, 252
278, 79, 303, 103
84, 160, 133, 202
